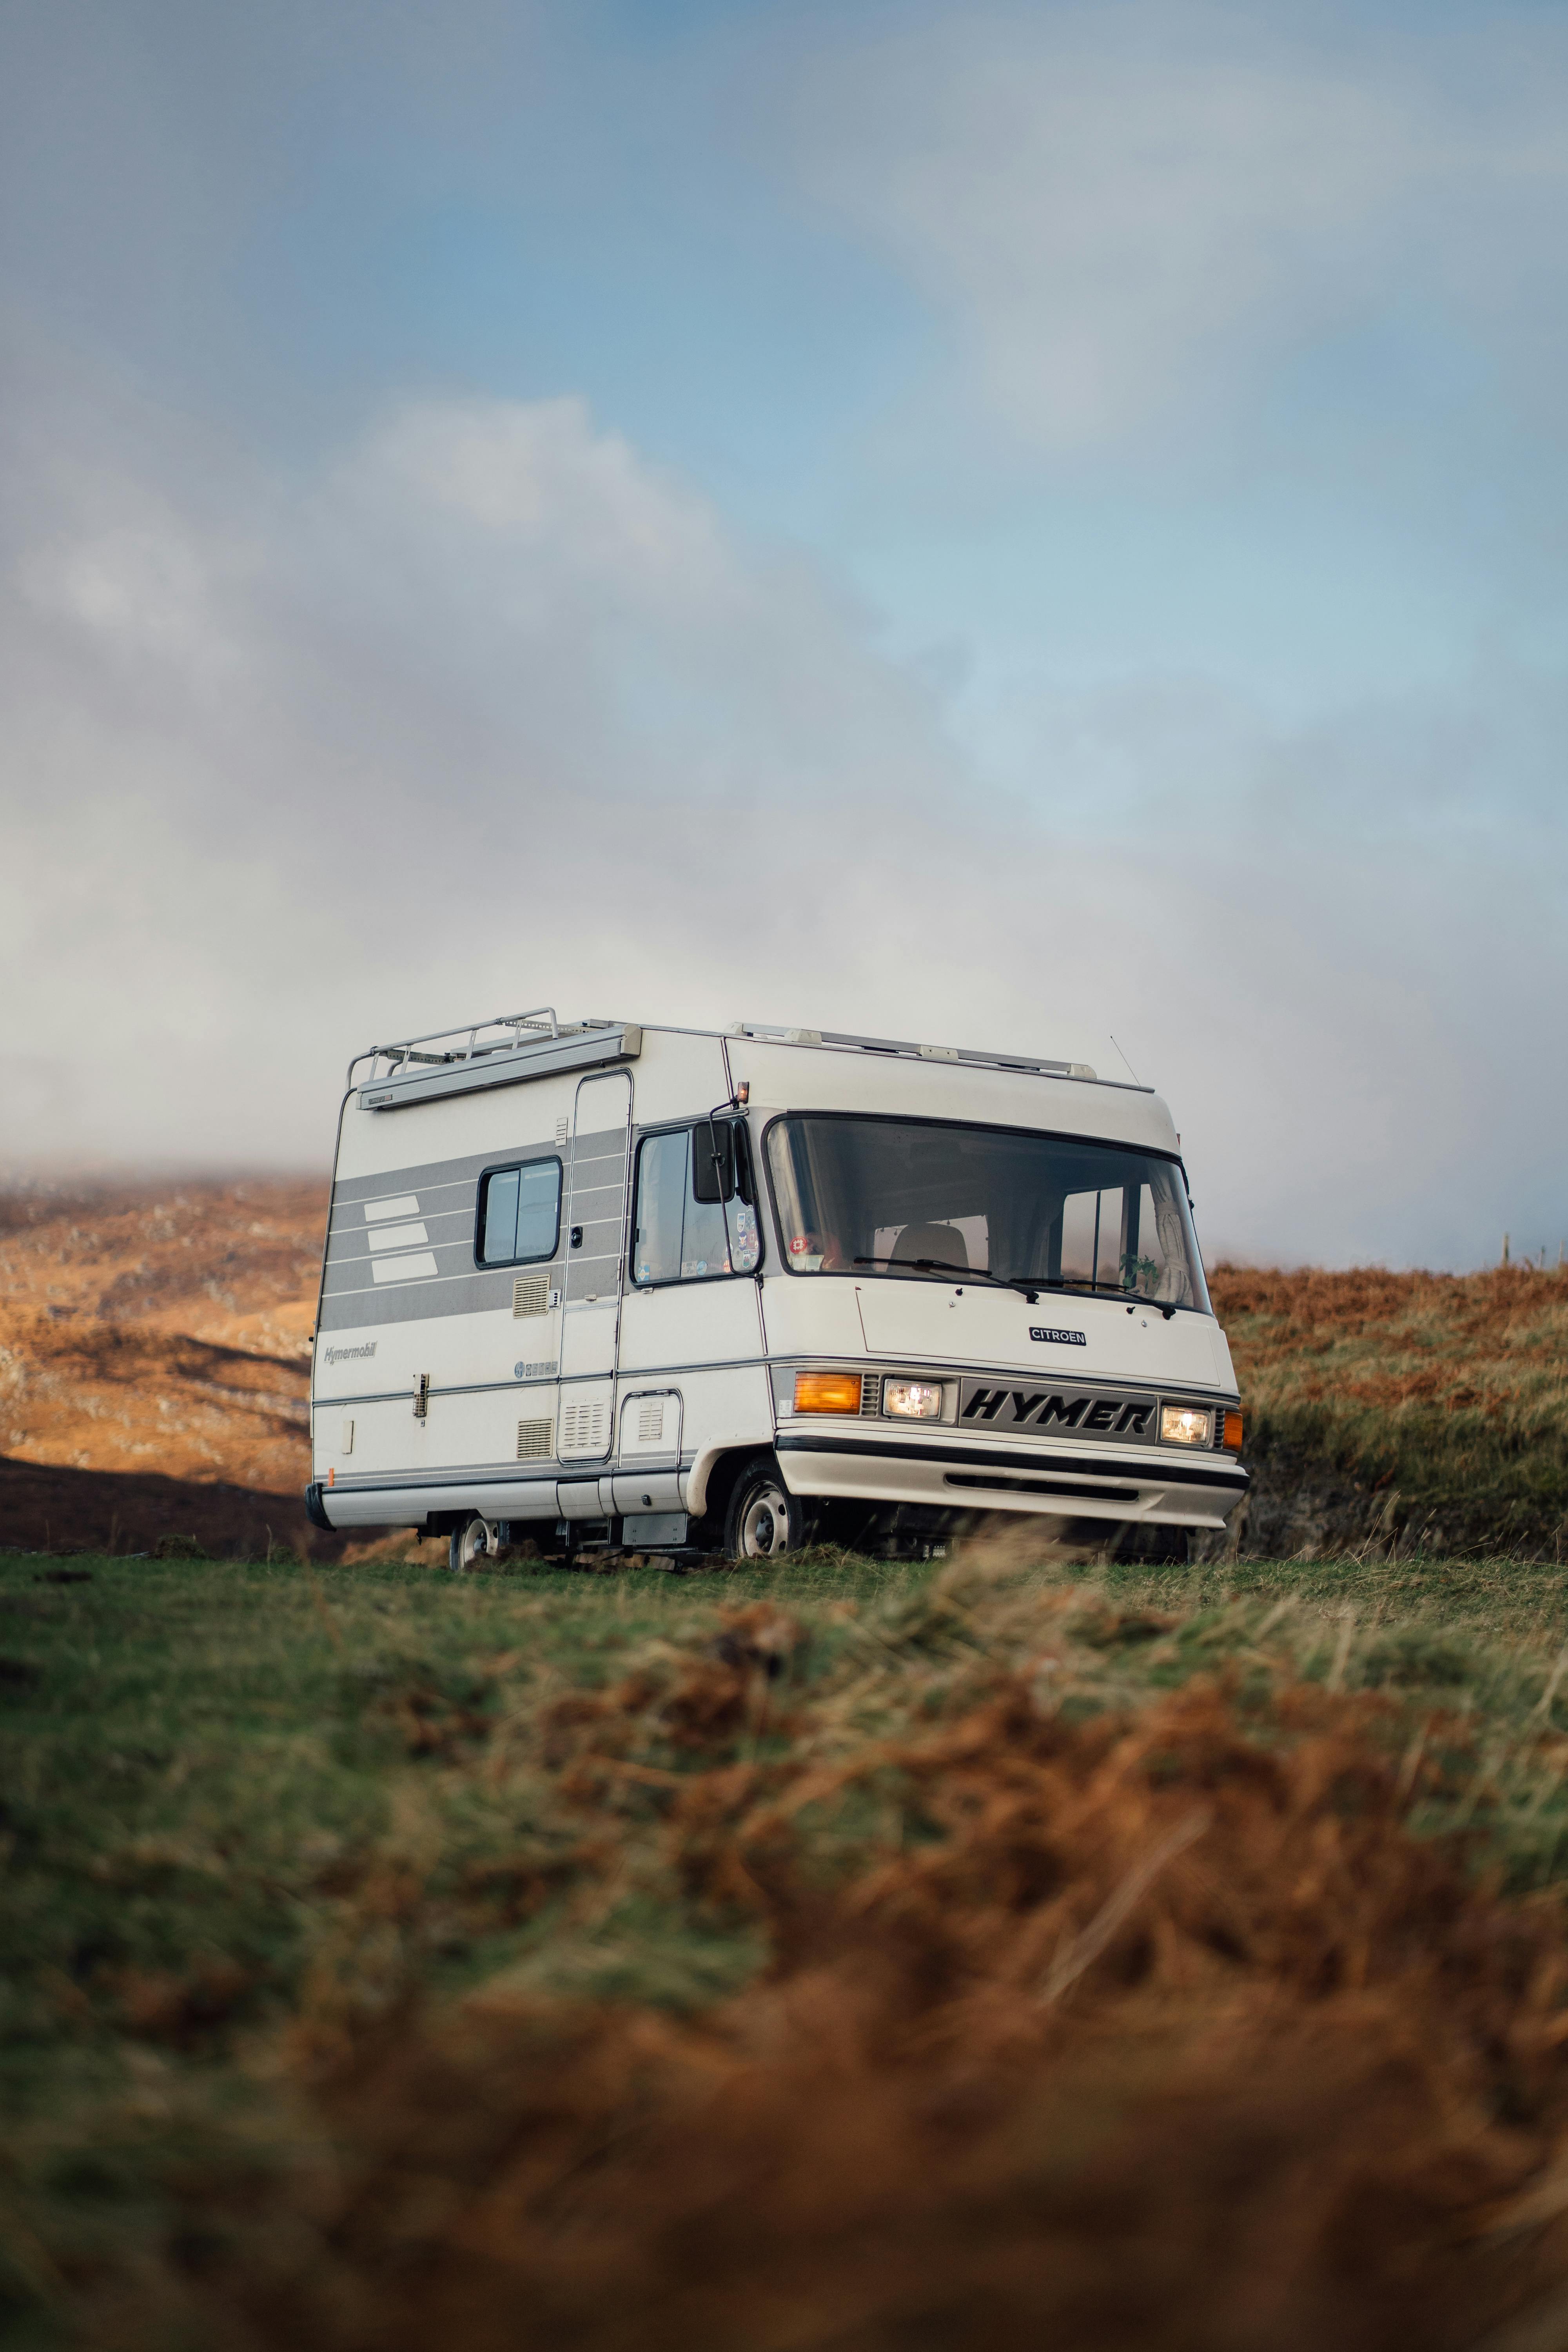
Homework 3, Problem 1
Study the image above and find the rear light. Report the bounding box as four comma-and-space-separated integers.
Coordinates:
883, 1377, 942, 1420
794, 1371, 864, 1414
1160, 1404, 1213, 1447
1222, 1407, 1243, 1452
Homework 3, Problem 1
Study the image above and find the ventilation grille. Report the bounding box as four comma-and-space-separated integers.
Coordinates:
516, 1417, 554, 1461
512, 1273, 549, 1318
555, 1117, 569, 1144
559, 1395, 608, 1454
860, 1377, 880, 1417
637, 1397, 665, 1445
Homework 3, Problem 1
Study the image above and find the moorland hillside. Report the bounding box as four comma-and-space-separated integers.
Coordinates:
1, 1177, 1563, 1557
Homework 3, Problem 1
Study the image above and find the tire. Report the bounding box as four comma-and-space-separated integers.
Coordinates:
724, 1458, 808, 1561
449, 1513, 495, 1573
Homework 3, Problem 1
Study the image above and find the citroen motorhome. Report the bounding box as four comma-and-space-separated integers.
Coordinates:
305, 1011, 1247, 1570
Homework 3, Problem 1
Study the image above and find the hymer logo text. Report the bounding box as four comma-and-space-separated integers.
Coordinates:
959, 1382, 1154, 1437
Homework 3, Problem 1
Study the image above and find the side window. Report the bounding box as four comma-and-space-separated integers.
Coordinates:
633, 1131, 688, 1284
476, 1157, 562, 1267
632, 1121, 761, 1284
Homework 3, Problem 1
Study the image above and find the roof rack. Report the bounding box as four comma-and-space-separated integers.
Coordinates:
343, 1007, 1141, 1113
348, 1010, 640, 1111
727, 1022, 1108, 1085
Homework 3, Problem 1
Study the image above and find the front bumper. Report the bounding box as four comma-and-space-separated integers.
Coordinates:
775, 1431, 1247, 1530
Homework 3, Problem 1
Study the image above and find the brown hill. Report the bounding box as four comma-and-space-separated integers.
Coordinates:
0, 1176, 329, 1554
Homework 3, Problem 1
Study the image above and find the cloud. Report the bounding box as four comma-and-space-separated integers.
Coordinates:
795, 4, 1568, 451
2, 338, 1564, 1269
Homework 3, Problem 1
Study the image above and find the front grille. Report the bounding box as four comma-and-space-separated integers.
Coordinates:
860, 1376, 881, 1416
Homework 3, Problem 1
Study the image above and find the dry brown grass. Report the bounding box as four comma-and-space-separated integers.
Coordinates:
0, 1176, 325, 1550
1210, 1265, 1568, 1554
28, 1544, 1568, 2352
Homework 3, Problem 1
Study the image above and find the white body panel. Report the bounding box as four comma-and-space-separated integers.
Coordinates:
308, 1019, 1246, 1541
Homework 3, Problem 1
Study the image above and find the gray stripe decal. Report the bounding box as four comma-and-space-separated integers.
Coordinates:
333, 1143, 555, 1206
320, 1131, 607, 1333
317, 1117, 719, 1336
319, 1265, 535, 1332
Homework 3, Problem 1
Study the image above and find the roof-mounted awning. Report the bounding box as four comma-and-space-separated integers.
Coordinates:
353, 1013, 641, 1111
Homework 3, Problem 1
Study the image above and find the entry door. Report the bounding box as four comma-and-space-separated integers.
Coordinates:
557, 1070, 632, 1461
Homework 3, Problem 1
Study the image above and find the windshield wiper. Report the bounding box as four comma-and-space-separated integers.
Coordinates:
1027, 1273, 1178, 1321
853, 1258, 1178, 1321
853, 1255, 1043, 1303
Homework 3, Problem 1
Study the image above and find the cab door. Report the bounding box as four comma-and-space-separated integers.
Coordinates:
617, 1118, 769, 1466
557, 1070, 632, 1463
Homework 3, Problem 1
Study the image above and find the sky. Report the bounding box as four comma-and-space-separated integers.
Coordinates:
1, 0, 1565, 1267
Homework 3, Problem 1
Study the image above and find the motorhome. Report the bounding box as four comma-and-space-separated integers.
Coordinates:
305, 1010, 1247, 1570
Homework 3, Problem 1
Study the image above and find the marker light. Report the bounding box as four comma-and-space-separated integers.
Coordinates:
794, 1371, 864, 1414
1222, 1408, 1243, 1452
1160, 1403, 1213, 1447
883, 1378, 942, 1419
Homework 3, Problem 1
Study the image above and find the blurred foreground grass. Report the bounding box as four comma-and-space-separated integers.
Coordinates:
9, 1537, 1568, 2345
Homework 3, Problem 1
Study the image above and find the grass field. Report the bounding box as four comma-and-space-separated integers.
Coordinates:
12, 1537, 1568, 2347
1211, 1263, 1568, 1555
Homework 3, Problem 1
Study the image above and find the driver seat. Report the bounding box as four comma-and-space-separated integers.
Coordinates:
889, 1221, 970, 1275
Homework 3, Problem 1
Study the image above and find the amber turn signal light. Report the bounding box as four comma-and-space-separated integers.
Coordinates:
794, 1370, 864, 1414
1222, 1407, 1243, 1452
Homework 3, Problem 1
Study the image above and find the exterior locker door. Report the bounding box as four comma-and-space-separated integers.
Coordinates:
557, 1069, 631, 1466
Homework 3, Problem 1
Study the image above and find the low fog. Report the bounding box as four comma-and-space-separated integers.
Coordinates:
2, 2, 1566, 1270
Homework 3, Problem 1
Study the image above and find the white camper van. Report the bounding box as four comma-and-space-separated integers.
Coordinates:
305, 1011, 1247, 1570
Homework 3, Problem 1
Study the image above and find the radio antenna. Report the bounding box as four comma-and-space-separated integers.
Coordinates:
1110, 1033, 1142, 1085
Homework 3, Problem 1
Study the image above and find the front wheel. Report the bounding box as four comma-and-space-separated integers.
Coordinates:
724, 1459, 808, 1561
449, 1513, 496, 1573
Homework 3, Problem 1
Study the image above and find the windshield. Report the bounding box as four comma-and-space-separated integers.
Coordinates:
764, 1114, 1209, 1313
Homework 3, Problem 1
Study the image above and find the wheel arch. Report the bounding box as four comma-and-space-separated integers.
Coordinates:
685, 1442, 772, 1526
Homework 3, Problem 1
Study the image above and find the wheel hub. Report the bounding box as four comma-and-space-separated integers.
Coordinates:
742, 1487, 789, 1557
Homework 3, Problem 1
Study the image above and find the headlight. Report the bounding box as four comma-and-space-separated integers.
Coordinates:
883, 1377, 942, 1420
794, 1371, 864, 1414
1160, 1403, 1213, 1447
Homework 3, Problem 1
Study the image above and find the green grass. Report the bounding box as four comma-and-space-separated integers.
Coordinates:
8, 1537, 1568, 2341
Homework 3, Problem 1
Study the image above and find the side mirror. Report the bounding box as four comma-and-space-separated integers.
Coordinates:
691, 1122, 735, 1204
